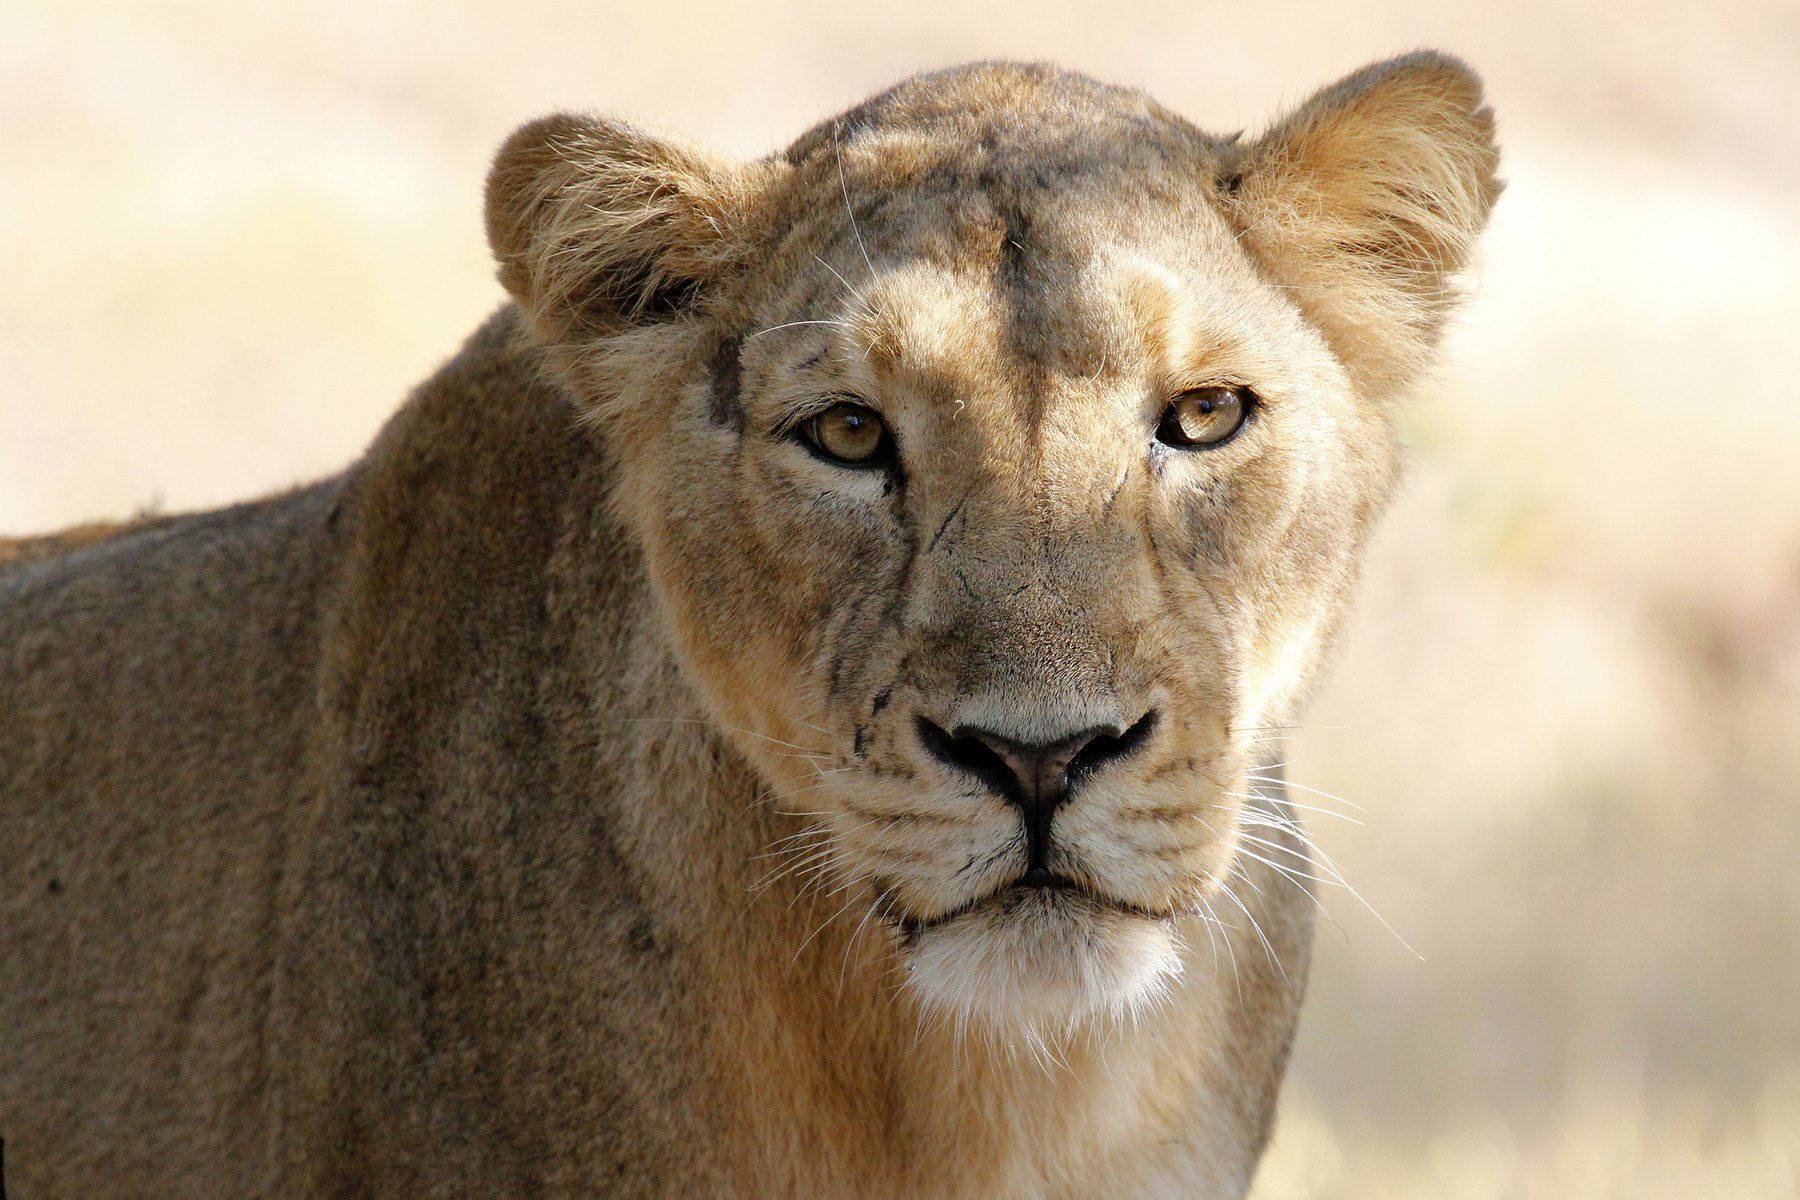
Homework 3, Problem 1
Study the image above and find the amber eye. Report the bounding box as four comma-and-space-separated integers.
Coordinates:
1155, 387, 1251, 449
802, 402, 890, 466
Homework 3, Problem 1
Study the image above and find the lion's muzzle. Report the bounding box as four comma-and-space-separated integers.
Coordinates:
913, 709, 1160, 882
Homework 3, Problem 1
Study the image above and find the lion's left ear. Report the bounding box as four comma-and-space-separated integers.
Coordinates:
1219, 52, 1502, 396
485, 112, 771, 343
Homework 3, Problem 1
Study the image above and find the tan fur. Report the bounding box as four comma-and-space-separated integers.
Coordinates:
0, 56, 1498, 1197
0, 519, 149, 565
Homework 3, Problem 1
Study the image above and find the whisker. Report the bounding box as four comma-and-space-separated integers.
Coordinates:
834, 121, 877, 280
621, 717, 829, 759
743, 318, 854, 343
1226, 860, 1268, 901
812, 254, 874, 316
1244, 774, 1366, 814
1200, 894, 1244, 1006
792, 890, 865, 964
1230, 846, 1328, 911
1229, 791, 1365, 825
838, 898, 882, 999
749, 842, 841, 894
1233, 803, 1421, 961
770, 807, 837, 821
1216, 877, 1288, 984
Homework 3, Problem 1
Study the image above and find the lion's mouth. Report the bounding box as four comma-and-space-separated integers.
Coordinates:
887, 871, 1177, 942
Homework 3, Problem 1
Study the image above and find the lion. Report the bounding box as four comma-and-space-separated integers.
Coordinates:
0, 54, 1499, 1197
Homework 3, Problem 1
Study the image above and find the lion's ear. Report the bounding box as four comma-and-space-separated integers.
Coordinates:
1220, 52, 1502, 396
485, 113, 762, 340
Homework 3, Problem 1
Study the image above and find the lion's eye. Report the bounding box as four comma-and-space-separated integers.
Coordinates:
802, 402, 890, 467
1155, 387, 1251, 449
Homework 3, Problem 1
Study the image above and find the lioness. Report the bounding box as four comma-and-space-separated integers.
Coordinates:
0, 54, 1498, 1197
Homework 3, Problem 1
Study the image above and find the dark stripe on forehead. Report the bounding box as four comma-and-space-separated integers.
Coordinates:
708, 335, 744, 431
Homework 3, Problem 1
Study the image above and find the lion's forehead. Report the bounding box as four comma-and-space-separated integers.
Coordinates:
759, 129, 1293, 397
766, 88, 1241, 337
751, 228, 1308, 458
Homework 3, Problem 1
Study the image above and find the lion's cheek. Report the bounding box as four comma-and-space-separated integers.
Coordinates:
636, 487, 871, 748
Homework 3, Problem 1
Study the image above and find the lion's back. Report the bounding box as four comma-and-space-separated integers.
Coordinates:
0, 482, 341, 1193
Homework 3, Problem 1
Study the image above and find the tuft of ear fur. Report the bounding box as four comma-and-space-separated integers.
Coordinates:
1219, 52, 1502, 396
485, 113, 763, 341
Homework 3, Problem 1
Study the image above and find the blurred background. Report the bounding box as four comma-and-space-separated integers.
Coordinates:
4, 0, 1797, 1193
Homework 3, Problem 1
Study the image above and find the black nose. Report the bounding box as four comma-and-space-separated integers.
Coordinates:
915, 710, 1159, 876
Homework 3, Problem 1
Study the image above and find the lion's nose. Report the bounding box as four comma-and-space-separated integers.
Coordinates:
915, 711, 1159, 873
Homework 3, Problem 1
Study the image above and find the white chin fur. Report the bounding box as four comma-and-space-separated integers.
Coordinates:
902, 890, 1182, 1037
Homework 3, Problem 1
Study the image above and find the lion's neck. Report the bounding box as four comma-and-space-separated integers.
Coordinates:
680, 833, 1237, 1197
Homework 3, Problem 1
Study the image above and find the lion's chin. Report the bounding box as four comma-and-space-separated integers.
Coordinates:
900, 888, 1183, 1037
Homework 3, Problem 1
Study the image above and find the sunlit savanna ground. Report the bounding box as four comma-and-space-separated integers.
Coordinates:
4, 1, 1797, 1194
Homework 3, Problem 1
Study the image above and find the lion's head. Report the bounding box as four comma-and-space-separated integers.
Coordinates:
485, 57, 1498, 1035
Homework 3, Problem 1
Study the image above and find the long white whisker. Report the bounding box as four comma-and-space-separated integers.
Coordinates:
812, 254, 873, 316
792, 891, 864, 963
1244, 774, 1366, 813
839, 898, 882, 999
834, 121, 876, 279
1217, 877, 1288, 983
1228, 791, 1364, 825
1232, 811, 1422, 960
744, 318, 854, 343
1230, 846, 1328, 911
1200, 894, 1243, 1006
1234, 831, 1337, 878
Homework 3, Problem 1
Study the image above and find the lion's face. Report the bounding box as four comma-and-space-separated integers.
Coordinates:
486, 61, 1498, 1032
636, 168, 1396, 1032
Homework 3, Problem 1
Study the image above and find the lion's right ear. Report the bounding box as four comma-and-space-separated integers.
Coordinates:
485, 113, 765, 341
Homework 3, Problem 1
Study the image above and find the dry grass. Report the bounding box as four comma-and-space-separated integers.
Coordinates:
1258, 1079, 1800, 1199
5, 1, 1798, 1193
